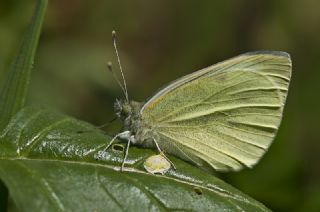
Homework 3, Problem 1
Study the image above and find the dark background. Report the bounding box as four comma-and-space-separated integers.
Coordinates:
1, 0, 320, 211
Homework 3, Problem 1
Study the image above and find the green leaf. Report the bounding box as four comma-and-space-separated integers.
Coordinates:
0, 107, 270, 211
0, 0, 48, 130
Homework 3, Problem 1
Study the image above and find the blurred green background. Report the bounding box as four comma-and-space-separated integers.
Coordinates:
1, 0, 320, 211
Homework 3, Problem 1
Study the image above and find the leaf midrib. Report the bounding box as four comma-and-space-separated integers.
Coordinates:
0, 157, 262, 209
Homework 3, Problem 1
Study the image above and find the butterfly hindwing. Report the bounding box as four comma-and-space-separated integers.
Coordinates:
141, 51, 291, 171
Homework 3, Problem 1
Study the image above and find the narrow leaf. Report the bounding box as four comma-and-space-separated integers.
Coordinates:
0, 0, 48, 130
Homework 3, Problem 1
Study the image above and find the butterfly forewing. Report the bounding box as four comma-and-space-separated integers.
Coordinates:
141, 51, 291, 172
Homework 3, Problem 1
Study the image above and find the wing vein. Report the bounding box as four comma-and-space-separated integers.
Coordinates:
158, 131, 243, 169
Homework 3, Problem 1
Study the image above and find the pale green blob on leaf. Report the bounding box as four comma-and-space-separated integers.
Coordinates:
144, 154, 171, 174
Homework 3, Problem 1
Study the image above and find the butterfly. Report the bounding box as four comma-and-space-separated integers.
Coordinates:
103, 31, 292, 172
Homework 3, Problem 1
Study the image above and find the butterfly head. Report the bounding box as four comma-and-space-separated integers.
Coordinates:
114, 99, 132, 120
114, 99, 143, 121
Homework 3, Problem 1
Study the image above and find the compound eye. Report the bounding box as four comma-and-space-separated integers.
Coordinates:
122, 105, 131, 115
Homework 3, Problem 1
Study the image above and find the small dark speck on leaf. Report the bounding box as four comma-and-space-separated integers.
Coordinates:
193, 187, 203, 195
76, 130, 92, 134
112, 144, 124, 152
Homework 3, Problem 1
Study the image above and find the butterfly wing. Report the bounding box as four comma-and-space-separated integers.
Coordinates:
140, 51, 292, 172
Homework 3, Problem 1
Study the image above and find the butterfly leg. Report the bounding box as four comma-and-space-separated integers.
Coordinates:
120, 135, 133, 171
103, 131, 130, 152
153, 138, 177, 170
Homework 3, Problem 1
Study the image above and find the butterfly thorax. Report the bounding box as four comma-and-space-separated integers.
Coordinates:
114, 99, 153, 145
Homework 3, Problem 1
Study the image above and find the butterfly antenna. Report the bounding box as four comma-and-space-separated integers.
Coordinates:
112, 30, 129, 102
107, 61, 127, 98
